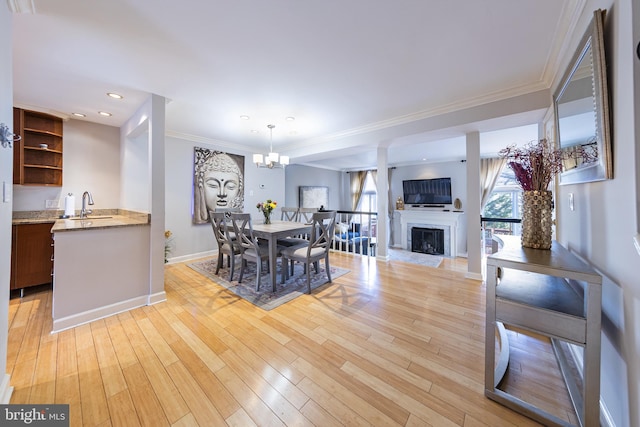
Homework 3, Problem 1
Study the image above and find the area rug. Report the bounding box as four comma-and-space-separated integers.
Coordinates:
188, 257, 349, 310
387, 248, 443, 268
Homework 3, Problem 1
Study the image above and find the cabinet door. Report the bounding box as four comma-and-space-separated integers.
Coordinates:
10, 223, 54, 290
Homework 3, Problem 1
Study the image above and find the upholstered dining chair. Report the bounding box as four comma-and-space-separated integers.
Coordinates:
277, 206, 311, 249
209, 211, 242, 281
280, 210, 336, 293
230, 212, 283, 291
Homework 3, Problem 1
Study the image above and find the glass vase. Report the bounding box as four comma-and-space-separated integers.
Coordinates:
263, 212, 271, 224
521, 190, 553, 249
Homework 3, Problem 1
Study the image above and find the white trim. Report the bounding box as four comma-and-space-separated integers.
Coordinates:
464, 272, 483, 281
633, 234, 640, 256
166, 249, 216, 265
148, 291, 167, 305
52, 295, 149, 333
0, 374, 13, 404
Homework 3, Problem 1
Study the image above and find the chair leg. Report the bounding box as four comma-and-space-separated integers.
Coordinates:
325, 254, 332, 283
229, 254, 235, 281
306, 266, 312, 294
281, 256, 287, 284
255, 259, 261, 291
238, 257, 245, 283
215, 252, 223, 275
314, 260, 319, 273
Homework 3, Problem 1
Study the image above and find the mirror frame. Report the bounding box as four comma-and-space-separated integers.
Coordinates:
554, 9, 612, 185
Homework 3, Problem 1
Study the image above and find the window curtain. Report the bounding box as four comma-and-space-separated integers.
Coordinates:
350, 170, 367, 211
480, 157, 507, 209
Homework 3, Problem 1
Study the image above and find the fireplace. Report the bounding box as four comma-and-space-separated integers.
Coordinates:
411, 227, 445, 255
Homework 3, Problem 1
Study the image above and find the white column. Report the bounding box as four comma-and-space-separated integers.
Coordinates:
376, 146, 389, 259
465, 131, 483, 280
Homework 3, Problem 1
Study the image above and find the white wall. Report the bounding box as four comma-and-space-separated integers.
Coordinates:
13, 119, 120, 212
555, 1, 637, 425
390, 161, 468, 254
164, 136, 285, 260
0, 5, 13, 402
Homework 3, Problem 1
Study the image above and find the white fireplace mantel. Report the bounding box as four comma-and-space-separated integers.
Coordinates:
396, 209, 465, 257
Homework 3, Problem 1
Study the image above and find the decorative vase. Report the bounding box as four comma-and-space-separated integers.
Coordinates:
521, 190, 553, 249
263, 212, 271, 224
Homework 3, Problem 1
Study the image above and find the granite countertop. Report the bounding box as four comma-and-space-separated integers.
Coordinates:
13, 209, 150, 232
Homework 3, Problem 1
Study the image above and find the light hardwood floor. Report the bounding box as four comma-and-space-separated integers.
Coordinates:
8, 252, 575, 426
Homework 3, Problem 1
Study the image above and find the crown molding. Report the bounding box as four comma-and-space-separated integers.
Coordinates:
165, 130, 255, 153
7, 0, 36, 13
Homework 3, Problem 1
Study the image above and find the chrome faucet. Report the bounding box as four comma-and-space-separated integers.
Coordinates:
80, 191, 94, 218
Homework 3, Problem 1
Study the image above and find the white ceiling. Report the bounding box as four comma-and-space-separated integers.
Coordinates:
10, 0, 582, 170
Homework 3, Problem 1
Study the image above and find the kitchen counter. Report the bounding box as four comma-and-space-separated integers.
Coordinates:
13, 209, 150, 230
12, 209, 154, 332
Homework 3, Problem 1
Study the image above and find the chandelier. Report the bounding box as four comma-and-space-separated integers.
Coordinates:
253, 124, 289, 169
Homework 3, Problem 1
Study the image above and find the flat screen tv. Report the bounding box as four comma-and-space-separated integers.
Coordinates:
403, 178, 452, 206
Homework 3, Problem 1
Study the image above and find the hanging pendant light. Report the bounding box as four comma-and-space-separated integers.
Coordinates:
253, 124, 289, 168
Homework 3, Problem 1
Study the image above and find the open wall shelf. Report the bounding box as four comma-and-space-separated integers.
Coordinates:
13, 108, 64, 186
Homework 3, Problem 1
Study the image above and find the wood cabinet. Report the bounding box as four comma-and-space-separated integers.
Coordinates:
13, 107, 63, 186
11, 223, 55, 291
485, 236, 602, 427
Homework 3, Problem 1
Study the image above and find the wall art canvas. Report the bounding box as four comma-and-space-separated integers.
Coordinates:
193, 147, 245, 224
299, 186, 329, 209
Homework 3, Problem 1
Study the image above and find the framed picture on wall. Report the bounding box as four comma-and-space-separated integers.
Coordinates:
299, 186, 329, 209
193, 147, 245, 224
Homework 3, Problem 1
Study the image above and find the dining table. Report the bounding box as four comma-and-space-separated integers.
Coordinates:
251, 220, 313, 291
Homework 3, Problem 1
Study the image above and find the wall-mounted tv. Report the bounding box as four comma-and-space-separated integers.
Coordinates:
403, 178, 452, 206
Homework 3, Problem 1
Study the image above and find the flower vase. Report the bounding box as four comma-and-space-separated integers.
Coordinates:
263, 212, 271, 224
521, 190, 553, 249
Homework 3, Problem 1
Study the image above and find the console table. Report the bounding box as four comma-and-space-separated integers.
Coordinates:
485, 236, 601, 427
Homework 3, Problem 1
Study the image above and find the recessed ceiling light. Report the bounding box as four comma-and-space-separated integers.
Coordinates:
285, 116, 295, 121
250, 129, 259, 133
240, 115, 250, 120
72, 112, 86, 117
107, 92, 123, 99
98, 111, 112, 117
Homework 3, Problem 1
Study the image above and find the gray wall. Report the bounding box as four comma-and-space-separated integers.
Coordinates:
555, 1, 636, 425
165, 136, 286, 260
284, 165, 343, 210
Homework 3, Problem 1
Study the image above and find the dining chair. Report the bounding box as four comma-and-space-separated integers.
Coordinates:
230, 213, 283, 291
280, 210, 337, 293
277, 206, 310, 249
209, 211, 242, 281
280, 207, 299, 222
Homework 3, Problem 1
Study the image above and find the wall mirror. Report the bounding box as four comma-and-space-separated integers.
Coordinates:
553, 9, 612, 184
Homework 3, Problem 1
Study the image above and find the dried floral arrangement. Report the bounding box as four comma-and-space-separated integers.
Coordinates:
499, 139, 595, 191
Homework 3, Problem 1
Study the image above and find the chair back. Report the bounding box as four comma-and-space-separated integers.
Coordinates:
308, 211, 336, 255
298, 207, 318, 223
230, 213, 260, 252
280, 207, 299, 221
209, 211, 235, 248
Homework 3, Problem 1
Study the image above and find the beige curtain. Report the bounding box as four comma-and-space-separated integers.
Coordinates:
480, 157, 507, 209
350, 171, 367, 211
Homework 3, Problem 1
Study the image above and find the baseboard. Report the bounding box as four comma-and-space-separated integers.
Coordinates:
52, 295, 149, 333
148, 291, 167, 305
464, 271, 483, 281
166, 250, 216, 265
0, 374, 13, 404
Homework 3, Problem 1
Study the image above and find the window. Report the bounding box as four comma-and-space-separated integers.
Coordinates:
482, 165, 522, 251
356, 172, 377, 212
